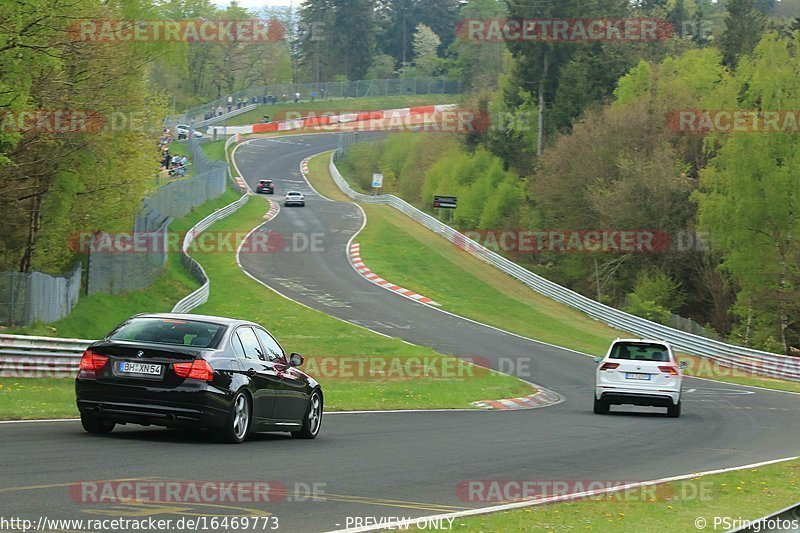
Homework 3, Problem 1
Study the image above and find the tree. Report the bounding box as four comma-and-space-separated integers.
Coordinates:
407, 24, 441, 77
449, 0, 506, 90
376, 0, 460, 68
298, 0, 335, 82
696, 34, 800, 352
0, 0, 161, 274
719, 0, 767, 67
498, 0, 632, 159
376, 0, 416, 66
331, 0, 376, 80
366, 53, 397, 79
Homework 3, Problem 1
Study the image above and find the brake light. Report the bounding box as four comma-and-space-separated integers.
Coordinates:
659, 365, 679, 376
79, 350, 108, 371
173, 359, 214, 381
599, 362, 620, 371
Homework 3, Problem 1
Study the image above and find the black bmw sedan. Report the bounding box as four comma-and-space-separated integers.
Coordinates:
75, 313, 323, 443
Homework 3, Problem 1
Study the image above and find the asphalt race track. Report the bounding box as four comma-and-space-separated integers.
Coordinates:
2, 133, 799, 533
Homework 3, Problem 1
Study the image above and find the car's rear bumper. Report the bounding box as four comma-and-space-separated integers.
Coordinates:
596, 387, 680, 406
76, 379, 230, 429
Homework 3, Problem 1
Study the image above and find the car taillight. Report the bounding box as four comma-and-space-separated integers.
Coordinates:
599, 362, 620, 371
659, 365, 679, 376
79, 350, 108, 371
173, 359, 214, 381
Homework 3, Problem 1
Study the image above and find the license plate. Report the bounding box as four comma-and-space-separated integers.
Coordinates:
118, 361, 162, 376
626, 372, 651, 381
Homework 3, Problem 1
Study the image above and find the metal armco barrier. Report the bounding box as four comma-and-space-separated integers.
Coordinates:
0, 334, 91, 377
193, 104, 257, 130
172, 194, 250, 314
328, 154, 800, 381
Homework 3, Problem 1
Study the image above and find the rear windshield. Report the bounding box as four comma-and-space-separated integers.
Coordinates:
609, 342, 670, 362
107, 318, 226, 348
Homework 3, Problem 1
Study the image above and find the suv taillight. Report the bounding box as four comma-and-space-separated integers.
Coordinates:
78, 349, 108, 377
173, 359, 214, 381
599, 362, 620, 371
658, 365, 679, 376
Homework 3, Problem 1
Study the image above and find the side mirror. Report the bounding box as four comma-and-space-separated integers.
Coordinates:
593, 356, 603, 364
679, 361, 688, 370
288, 353, 304, 368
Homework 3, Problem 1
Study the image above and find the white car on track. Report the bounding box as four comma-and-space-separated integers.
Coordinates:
594, 338, 687, 417
284, 191, 306, 207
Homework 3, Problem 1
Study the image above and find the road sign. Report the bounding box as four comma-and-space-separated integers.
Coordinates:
372, 173, 383, 188
434, 195, 458, 209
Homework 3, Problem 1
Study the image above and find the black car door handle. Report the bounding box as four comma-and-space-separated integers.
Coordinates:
246, 368, 257, 377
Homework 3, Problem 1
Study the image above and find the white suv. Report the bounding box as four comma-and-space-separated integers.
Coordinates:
594, 339, 687, 417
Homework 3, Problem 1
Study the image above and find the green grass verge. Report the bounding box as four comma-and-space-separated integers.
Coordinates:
1, 148, 534, 417
0, 379, 78, 420
200, 139, 226, 161
449, 459, 800, 532
307, 152, 800, 394
305, 153, 622, 356
188, 195, 533, 411
226, 95, 459, 126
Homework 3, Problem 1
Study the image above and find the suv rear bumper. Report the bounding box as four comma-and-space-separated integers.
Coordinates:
597, 388, 680, 406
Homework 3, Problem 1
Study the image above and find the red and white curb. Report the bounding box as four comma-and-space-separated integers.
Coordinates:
264, 199, 279, 220
472, 387, 563, 410
301, 159, 309, 175
349, 243, 440, 306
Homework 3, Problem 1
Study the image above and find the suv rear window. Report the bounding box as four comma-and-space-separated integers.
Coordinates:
107, 318, 226, 348
609, 342, 670, 362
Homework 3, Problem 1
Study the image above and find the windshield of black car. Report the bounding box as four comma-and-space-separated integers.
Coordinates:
609, 343, 670, 362
107, 318, 226, 348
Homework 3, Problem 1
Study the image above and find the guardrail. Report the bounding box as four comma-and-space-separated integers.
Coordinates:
194, 104, 258, 130
171, 194, 250, 314
328, 155, 800, 381
0, 334, 91, 377
165, 104, 258, 129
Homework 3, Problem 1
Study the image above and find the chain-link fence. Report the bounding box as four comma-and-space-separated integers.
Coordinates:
335, 130, 388, 160
165, 77, 463, 126
87, 138, 227, 296
0, 264, 82, 327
